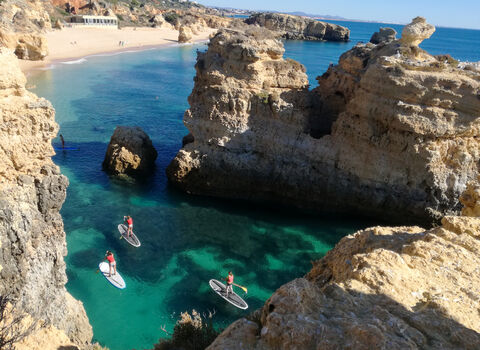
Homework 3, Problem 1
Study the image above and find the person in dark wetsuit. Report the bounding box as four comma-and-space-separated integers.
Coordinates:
224, 271, 234, 298
105, 250, 116, 277
59, 134, 65, 149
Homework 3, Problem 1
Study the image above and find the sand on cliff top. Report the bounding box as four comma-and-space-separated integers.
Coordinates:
18, 26, 215, 73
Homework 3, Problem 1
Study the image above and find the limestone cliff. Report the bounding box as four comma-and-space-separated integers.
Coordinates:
245, 13, 349, 41
167, 18, 480, 223
208, 180, 480, 349
0, 0, 50, 60
0, 48, 92, 346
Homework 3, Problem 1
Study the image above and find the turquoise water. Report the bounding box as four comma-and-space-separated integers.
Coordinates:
27, 22, 480, 350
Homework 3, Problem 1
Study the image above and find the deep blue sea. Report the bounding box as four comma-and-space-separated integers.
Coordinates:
26, 21, 480, 350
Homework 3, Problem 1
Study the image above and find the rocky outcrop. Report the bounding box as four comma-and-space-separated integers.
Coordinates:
167, 18, 480, 223
208, 182, 480, 349
401, 16, 435, 46
0, 0, 50, 60
245, 13, 349, 41
370, 27, 396, 44
149, 14, 173, 29
0, 48, 92, 345
178, 25, 193, 43
103, 126, 158, 176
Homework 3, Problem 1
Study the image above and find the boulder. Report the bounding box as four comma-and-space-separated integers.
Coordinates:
400, 16, 435, 46
178, 25, 193, 43
103, 126, 157, 176
54, 19, 63, 30
369, 27, 396, 44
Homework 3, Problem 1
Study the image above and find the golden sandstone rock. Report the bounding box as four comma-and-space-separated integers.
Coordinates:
167, 18, 480, 223
178, 25, 193, 43
0, 48, 92, 347
0, 0, 50, 60
208, 184, 480, 350
102, 126, 158, 176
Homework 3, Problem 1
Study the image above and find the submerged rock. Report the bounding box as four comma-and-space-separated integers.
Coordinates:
245, 12, 349, 41
208, 183, 480, 349
167, 17, 480, 223
370, 27, 397, 44
103, 126, 158, 176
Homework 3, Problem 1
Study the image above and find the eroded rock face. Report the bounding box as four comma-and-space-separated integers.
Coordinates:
103, 126, 158, 176
0, 0, 50, 60
178, 25, 193, 43
0, 48, 92, 345
208, 182, 480, 349
400, 16, 435, 46
167, 18, 480, 223
150, 14, 173, 29
245, 13, 349, 41
370, 27, 397, 44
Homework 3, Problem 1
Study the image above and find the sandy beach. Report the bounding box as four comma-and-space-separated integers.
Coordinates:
19, 26, 216, 74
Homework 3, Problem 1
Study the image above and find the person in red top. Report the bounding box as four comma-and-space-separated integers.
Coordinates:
105, 250, 116, 277
224, 271, 234, 298
124, 215, 133, 238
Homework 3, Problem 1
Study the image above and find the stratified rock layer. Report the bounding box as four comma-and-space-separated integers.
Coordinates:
103, 126, 158, 176
208, 183, 480, 350
245, 13, 349, 41
167, 18, 480, 223
0, 48, 92, 345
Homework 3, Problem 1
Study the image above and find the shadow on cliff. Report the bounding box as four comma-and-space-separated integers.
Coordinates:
256, 282, 480, 349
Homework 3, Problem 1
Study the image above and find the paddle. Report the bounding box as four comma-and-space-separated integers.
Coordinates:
233, 283, 248, 294
221, 275, 248, 293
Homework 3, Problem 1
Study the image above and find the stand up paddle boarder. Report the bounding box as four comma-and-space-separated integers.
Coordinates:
224, 271, 234, 298
59, 134, 65, 149
104, 250, 116, 277
124, 215, 133, 238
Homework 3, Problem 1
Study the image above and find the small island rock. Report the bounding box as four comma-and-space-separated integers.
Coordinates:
245, 13, 350, 42
178, 25, 193, 43
103, 126, 157, 176
369, 27, 396, 44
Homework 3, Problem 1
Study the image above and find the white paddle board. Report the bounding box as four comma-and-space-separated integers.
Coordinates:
99, 262, 126, 289
118, 224, 141, 247
209, 279, 248, 310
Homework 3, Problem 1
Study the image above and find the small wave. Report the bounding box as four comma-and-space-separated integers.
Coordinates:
38, 64, 56, 70
89, 47, 157, 58
60, 58, 87, 65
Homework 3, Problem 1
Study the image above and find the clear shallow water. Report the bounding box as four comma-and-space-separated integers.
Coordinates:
27, 22, 480, 350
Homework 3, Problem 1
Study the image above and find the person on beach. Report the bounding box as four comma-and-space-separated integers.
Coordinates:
59, 134, 65, 149
105, 250, 116, 277
124, 215, 133, 238
224, 271, 234, 298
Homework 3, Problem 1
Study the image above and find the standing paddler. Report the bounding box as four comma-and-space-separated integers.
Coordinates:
224, 271, 234, 298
